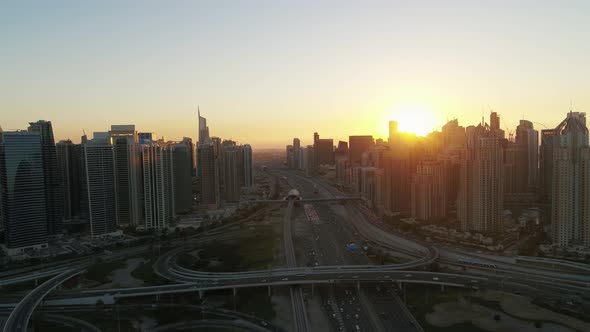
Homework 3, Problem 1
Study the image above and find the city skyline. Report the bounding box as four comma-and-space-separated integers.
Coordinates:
3, 1, 590, 148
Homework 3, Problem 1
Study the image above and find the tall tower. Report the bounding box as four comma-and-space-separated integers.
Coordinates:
109, 125, 141, 227
551, 112, 590, 247
173, 141, 193, 213
56, 140, 81, 221
28, 120, 62, 235
0, 130, 49, 253
411, 160, 447, 221
197, 140, 220, 209
198, 107, 209, 143
223, 147, 241, 202
142, 142, 175, 230
515, 120, 538, 192
81, 133, 117, 237
243, 144, 253, 187
457, 123, 504, 233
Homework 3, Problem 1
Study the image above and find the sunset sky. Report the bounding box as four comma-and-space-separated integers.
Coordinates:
2, 1, 590, 148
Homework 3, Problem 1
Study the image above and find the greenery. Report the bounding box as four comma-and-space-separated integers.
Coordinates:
225, 287, 276, 321
85, 259, 127, 284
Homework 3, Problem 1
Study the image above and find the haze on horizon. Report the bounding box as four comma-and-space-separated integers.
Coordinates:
2, 0, 590, 148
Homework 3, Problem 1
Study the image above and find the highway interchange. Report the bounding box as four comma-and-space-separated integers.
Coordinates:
1, 168, 590, 331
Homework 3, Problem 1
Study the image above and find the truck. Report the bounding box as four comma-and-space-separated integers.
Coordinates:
346, 243, 361, 250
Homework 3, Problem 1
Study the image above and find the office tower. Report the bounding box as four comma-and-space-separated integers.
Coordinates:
303, 145, 315, 177
313, 133, 334, 166
286, 144, 295, 168
56, 140, 81, 221
223, 147, 241, 202
293, 138, 300, 169
198, 108, 210, 143
390, 145, 410, 215
243, 144, 253, 187
0, 131, 48, 253
180, 137, 196, 176
349, 135, 374, 166
489, 112, 505, 139
457, 123, 504, 233
173, 142, 193, 214
27, 120, 62, 235
335, 141, 349, 159
142, 142, 175, 230
515, 120, 539, 192
540, 129, 557, 202
411, 160, 447, 221
138, 132, 153, 144
503, 141, 518, 194
388, 121, 398, 143
197, 140, 220, 209
441, 119, 466, 149
109, 125, 141, 227
551, 112, 590, 246
81, 133, 117, 237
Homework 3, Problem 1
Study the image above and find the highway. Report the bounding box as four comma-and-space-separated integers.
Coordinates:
3, 267, 85, 332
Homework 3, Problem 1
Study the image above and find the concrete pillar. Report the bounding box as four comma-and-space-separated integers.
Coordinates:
311, 283, 314, 296
199, 290, 204, 300
440, 284, 445, 292
156, 294, 160, 301
356, 281, 360, 290
233, 288, 237, 298
34, 279, 38, 286
268, 285, 272, 297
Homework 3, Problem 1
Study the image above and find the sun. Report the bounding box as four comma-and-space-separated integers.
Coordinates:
390, 103, 438, 137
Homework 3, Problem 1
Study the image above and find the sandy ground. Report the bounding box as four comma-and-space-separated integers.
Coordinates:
426, 295, 580, 332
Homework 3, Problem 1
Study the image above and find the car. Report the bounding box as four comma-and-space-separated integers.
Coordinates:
260, 279, 267, 282
282, 277, 289, 281
338, 275, 344, 278
353, 276, 358, 279
384, 275, 390, 278
432, 277, 439, 281
405, 274, 413, 277
470, 280, 478, 283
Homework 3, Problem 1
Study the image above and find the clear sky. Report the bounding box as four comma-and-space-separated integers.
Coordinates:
2, 1, 590, 148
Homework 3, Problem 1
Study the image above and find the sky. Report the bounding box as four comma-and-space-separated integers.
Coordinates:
2, 1, 590, 148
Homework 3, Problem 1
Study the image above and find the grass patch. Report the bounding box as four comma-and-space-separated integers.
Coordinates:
130, 256, 167, 285
224, 287, 276, 321
178, 226, 274, 272
85, 259, 127, 284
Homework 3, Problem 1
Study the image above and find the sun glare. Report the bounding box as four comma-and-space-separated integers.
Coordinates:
391, 103, 438, 137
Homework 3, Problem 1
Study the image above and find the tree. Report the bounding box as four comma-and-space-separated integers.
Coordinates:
493, 314, 501, 321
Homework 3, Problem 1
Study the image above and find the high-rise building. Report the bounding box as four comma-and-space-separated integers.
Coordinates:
457, 123, 504, 233
411, 160, 447, 221
349, 135, 374, 166
314, 134, 334, 166
197, 140, 220, 209
172, 141, 193, 214
27, 120, 62, 235
223, 147, 241, 202
551, 112, 590, 247
109, 125, 141, 227
286, 144, 295, 168
198, 107, 210, 144
243, 144, 253, 187
0, 130, 48, 253
514, 120, 538, 192
489, 112, 505, 139
335, 141, 349, 159
81, 133, 117, 237
180, 137, 196, 176
540, 129, 557, 202
142, 142, 175, 230
293, 138, 300, 169
138, 132, 153, 144
56, 140, 81, 221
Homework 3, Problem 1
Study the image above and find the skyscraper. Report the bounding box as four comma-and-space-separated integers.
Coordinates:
142, 142, 175, 230
540, 129, 557, 202
457, 123, 504, 233
197, 140, 220, 209
28, 120, 62, 235
411, 160, 447, 221
223, 147, 241, 202
198, 107, 209, 143
243, 144, 253, 187
56, 140, 81, 221
0, 130, 48, 253
515, 120, 539, 192
173, 141, 193, 214
80, 133, 117, 237
313, 133, 334, 166
293, 138, 300, 169
551, 112, 590, 247
349, 135, 374, 166
109, 125, 141, 227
